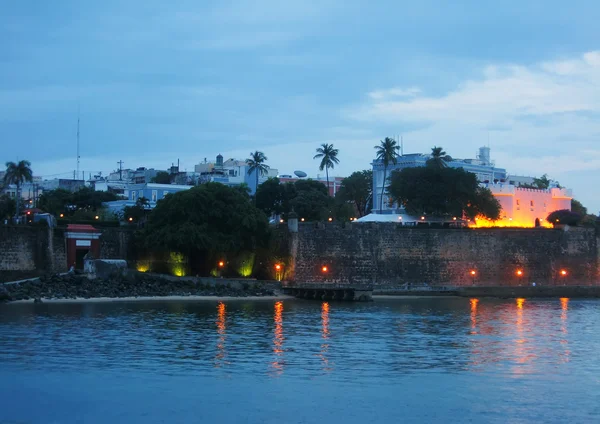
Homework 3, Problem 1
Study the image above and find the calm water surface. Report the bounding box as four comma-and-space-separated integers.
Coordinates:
1, 297, 599, 423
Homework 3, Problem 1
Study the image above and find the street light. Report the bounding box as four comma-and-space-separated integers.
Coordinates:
321, 265, 328, 273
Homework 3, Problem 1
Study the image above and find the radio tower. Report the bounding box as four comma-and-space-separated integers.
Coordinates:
76, 106, 81, 179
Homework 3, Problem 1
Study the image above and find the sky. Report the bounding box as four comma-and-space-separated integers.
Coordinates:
2, 0, 600, 211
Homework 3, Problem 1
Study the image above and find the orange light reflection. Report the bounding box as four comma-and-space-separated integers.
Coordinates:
271, 301, 285, 375
215, 302, 227, 367
470, 298, 478, 334
320, 302, 333, 372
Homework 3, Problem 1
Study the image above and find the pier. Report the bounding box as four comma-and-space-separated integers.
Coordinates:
282, 282, 373, 301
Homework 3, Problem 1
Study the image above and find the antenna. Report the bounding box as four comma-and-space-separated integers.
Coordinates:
118, 161, 124, 181
76, 105, 80, 179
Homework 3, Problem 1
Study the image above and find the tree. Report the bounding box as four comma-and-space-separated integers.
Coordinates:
4, 160, 33, 220
427, 146, 452, 169
246, 151, 269, 202
0, 194, 16, 221
374, 137, 399, 213
388, 166, 501, 220
547, 209, 582, 226
571, 199, 587, 216
336, 170, 372, 217
532, 174, 551, 189
234, 183, 251, 200
290, 187, 332, 222
313, 143, 339, 196
38, 188, 118, 216
256, 177, 284, 216
123, 197, 150, 226
141, 183, 270, 275
151, 171, 172, 184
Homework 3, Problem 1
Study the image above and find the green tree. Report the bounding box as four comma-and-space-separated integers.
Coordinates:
336, 170, 373, 217
427, 146, 452, 169
0, 194, 16, 221
388, 166, 501, 220
234, 183, 251, 200
246, 151, 269, 202
374, 137, 399, 213
38, 189, 73, 216
123, 197, 150, 226
141, 183, 270, 275
313, 143, 339, 196
547, 209, 582, 226
151, 171, 172, 184
256, 177, 284, 216
4, 160, 33, 219
532, 174, 551, 189
571, 199, 587, 216
290, 187, 332, 222
70, 187, 118, 211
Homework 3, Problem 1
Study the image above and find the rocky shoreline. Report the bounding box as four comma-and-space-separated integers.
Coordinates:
0, 272, 277, 303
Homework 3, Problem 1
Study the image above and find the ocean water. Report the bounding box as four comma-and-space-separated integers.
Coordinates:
1, 297, 599, 423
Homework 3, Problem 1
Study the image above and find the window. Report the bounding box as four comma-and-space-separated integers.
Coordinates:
516, 199, 520, 206
139, 190, 143, 199
152, 190, 157, 202
530, 200, 534, 207
131, 191, 137, 201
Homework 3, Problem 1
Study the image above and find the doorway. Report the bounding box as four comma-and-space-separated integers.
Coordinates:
75, 249, 89, 270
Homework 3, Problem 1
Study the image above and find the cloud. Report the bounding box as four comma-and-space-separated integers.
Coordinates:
348, 51, 600, 209
367, 87, 421, 100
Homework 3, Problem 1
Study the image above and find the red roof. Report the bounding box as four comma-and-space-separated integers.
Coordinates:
66, 224, 100, 233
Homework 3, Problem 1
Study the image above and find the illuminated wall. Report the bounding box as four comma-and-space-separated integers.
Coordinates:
292, 224, 598, 288
475, 184, 573, 228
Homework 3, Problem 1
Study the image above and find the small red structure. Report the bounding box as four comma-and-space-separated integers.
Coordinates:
65, 224, 101, 270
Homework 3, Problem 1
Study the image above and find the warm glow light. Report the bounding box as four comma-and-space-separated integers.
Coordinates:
218, 261, 225, 268
321, 266, 328, 273
560, 297, 569, 311
516, 269, 523, 276
470, 298, 479, 310
420, 216, 425, 220
398, 216, 402, 220
453, 217, 457, 221
328, 217, 333, 222
60, 213, 64, 218
470, 270, 476, 276
95, 215, 99, 220
560, 269, 568, 276
516, 298, 525, 309
275, 264, 282, 271
280, 219, 284, 223
301, 218, 305, 222
128, 217, 133, 222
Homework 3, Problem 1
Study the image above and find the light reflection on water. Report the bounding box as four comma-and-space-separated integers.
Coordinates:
1, 297, 600, 423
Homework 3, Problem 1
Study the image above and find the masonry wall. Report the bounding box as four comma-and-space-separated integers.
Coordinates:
292, 223, 598, 288
0, 226, 132, 278
0, 226, 67, 275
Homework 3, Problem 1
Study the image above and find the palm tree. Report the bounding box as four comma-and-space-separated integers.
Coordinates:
4, 160, 33, 221
374, 137, 399, 213
246, 151, 269, 202
313, 143, 339, 196
427, 146, 452, 169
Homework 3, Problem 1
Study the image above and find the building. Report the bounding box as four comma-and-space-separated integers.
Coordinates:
474, 184, 572, 227
194, 155, 279, 194
278, 175, 344, 196
372, 146, 507, 213
40, 178, 86, 193
103, 183, 192, 215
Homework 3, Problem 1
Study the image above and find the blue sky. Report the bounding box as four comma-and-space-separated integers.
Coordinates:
2, 0, 600, 210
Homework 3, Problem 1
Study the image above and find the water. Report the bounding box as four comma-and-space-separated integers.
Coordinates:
1, 297, 599, 424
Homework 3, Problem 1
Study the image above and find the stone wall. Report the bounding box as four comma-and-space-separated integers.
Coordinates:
0, 226, 132, 278
0, 225, 66, 274
99, 228, 135, 260
291, 223, 598, 288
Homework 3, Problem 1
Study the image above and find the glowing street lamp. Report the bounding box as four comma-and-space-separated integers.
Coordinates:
59, 213, 64, 218
218, 261, 225, 268
516, 269, 523, 277
328, 217, 333, 222
420, 216, 425, 220
469, 269, 476, 285
95, 215, 99, 220
128, 217, 133, 222
321, 265, 328, 273
279, 219, 284, 223
560, 269, 568, 277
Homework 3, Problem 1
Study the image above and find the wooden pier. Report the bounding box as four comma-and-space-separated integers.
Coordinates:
282, 282, 373, 302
